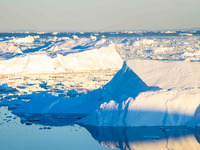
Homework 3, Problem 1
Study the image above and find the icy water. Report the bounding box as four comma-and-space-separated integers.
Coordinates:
0, 107, 115, 150
1, 107, 200, 150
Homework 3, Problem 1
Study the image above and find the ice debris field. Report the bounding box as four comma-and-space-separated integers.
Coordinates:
0, 31, 200, 127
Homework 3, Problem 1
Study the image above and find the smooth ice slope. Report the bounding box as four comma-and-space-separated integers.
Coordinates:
101, 61, 150, 100
0, 44, 123, 74
127, 60, 200, 89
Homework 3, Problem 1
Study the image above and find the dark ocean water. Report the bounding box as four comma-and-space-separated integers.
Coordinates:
0, 30, 200, 38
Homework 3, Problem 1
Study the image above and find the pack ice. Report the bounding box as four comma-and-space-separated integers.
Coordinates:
13, 58, 200, 126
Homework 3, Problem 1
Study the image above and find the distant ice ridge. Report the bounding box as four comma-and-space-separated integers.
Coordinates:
116, 36, 200, 62
1, 35, 200, 62
0, 36, 109, 61
0, 43, 123, 74
13, 60, 200, 126
0, 42, 23, 60
10, 35, 39, 44
47, 38, 109, 57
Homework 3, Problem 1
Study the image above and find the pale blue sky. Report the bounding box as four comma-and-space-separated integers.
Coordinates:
0, 0, 199, 32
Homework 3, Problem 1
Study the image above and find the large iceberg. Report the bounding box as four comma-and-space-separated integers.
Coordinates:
13, 59, 200, 126
13, 60, 149, 114
80, 60, 200, 126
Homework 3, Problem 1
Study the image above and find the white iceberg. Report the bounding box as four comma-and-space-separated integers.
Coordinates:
80, 60, 200, 126
13, 59, 200, 127
0, 44, 123, 74
13, 60, 148, 114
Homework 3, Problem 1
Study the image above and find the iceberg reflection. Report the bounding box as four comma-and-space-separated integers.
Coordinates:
83, 125, 200, 150
15, 113, 200, 150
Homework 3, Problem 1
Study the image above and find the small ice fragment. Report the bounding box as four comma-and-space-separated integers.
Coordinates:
143, 136, 160, 139
163, 128, 171, 132
6, 116, 12, 118
8, 104, 18, 110
20, 117, 27, 124
58, 93, 66, 97
72, 35, 78, 39
90, 35, 97, 40
25, 122, 32, 126
67, 89, 79, 98
42, 126, 52, 129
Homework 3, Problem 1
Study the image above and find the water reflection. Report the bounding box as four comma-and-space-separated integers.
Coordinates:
15, 113, 86, 126
15, 113, 200, 150
83, 125, 200, 150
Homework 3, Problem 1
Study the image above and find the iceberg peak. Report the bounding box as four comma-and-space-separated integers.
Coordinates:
102, 61, 149, 101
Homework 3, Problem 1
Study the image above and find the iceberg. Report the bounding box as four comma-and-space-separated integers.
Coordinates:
13, 61, 149, 114
13, 59, 200, 127
80, 60, 200, 126
0, 44, 123, 74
